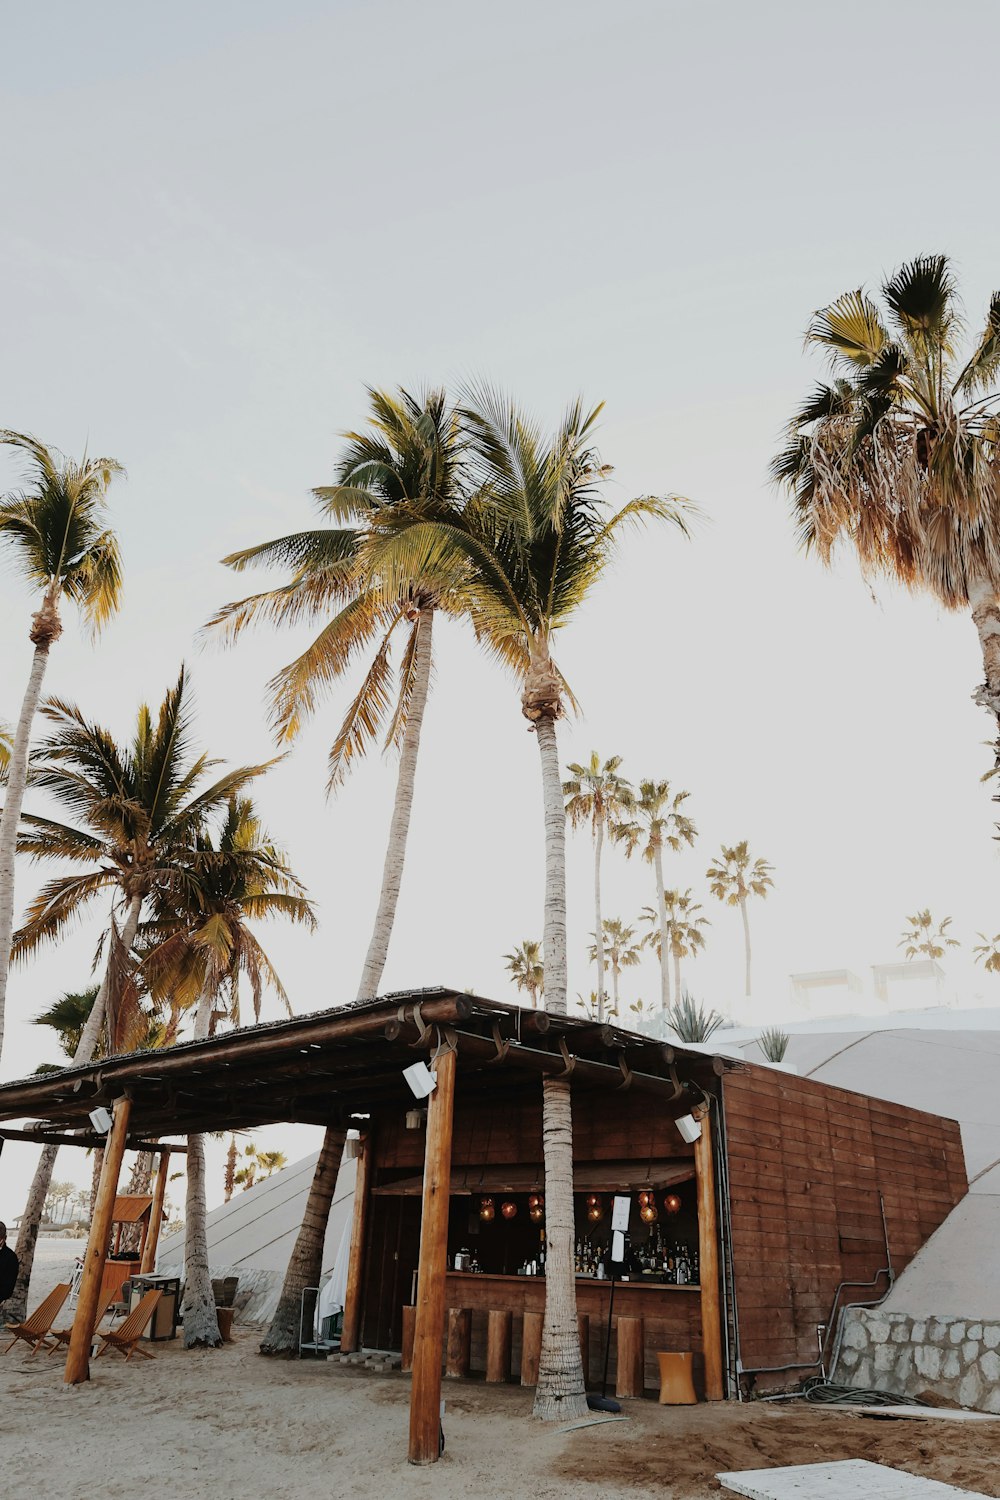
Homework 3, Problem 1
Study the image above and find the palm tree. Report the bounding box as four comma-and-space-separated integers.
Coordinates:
588, 918, 642, 1015
6, 670, 271, 1320
256, 1149, 288, 1179
378, 387, 692, 1419
772, 255, 1000, 806
138, 795, 314, 1348
32, 986, 101, 1063
504, 939, 544, 1008
0, 432, 124, 1064
706, 841, 774, 1000
224, 1137, 239, 1202
615, 781, 697, 1014
0, 725, 12, 781
663, 890, 710, 1001
899, 909, 959, 962
210, 390, 488, 1355
974, 933, 1000, 973
564, 754, 634, 1021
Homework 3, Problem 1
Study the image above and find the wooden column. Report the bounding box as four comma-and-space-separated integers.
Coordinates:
445, 1307, 472, 1378
485, 1309, 512, 1382
616, 1316, 645, 1398
408, 1043, 457, 1465
340, 1133, 372, 1354
401, 1304, 416, 1373
64, 1097, 132, 1384
694, 1104, 725, 1401
520, 1310, 542, 1385
140, 1146, 171, 1275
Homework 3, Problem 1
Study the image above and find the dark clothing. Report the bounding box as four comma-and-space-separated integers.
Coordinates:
0, 1242, 18, 1303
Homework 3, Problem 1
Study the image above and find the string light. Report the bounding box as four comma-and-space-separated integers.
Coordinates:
585, 1194, 604, 1222
528, 1194, 544, 1223
479, 1196, 495, 1222
501, 1200, 518, 1220
663, 1193, 682, 1215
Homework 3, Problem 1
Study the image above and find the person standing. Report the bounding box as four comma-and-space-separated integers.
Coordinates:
0, 1222, 19, 1310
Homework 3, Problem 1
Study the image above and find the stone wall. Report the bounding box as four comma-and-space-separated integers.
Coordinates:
836, 1307, 1000, 1413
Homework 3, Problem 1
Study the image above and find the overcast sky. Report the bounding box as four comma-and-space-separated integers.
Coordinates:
3, 0, 999, 1212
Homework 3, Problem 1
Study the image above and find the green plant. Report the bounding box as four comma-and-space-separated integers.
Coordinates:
758, 1027, 789, 1063
666, 989, 725, 1044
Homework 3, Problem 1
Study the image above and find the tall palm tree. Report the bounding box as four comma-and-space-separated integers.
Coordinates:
615, 781, 696, 1015
564, 753, 634, 1021
772, 255, 1000, 806
209, 390, 487, 1356
6, 670, 270, 1320
503, 939, 545, 1008
138, 795, 315, 1348
899, 909, 959, 962
377, 386, 692, 1419
588, 918, 642, 1015
0, 432, 124, 1063
706, 841, 773, 1000
662, 890, 709, 1001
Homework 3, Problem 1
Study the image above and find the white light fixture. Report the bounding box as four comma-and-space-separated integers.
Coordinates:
402, 1061, 437, 1100
675, 1112, 702, 1144
405, 1108, 427, 1130
89, 1106, 112, 1134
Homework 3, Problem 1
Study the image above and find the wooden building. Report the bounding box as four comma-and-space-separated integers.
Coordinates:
0, 989, 966, 1464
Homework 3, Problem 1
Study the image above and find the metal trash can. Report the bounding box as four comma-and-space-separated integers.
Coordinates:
129, 1274, 181, 1341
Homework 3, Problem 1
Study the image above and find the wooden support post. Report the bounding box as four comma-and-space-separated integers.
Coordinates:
578, 1313, 591, 1386
340, 1134, 372, 1354
520, 1310, 542, 1386
140, 1146, 170, 1275
445, 1308, 472, 1379
694, 1104, 725, 1401
401, 1304, 416, 1373
485, 1309, 512, 1383
408, 1043, 457, 1465
64, 1096, 132, 1384
615, 1315, 644, 1399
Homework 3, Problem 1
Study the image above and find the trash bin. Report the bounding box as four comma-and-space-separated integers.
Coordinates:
129, 1274, 181, 1341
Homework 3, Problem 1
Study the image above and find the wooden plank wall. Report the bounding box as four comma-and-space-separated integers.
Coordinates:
722, 1065, 967, 1384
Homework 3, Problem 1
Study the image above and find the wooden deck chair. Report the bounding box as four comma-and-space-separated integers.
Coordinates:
94, 1289, 162, 1361
3, 1283, 71, 1355
45, 1286, 122, 1355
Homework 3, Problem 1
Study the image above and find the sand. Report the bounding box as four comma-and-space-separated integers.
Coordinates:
5, 1245, 1000, 1500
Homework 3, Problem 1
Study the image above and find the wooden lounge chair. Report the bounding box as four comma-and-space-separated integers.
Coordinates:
3, 1283, 71, 1355
94, 1289, 163, 1361
45, 1286, 122, 1355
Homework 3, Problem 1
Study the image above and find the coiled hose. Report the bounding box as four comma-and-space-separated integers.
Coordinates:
802, 1377, 927, 1408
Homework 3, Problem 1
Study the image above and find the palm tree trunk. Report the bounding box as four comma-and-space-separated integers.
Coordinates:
260, 1123, 347, 1355
673, 949, 682, 1004
181, 990, 222, 1348
740, 895, 752, 999
356, 607, 434, 999
611, 960, 620, 1016
5, 892, 142, 1320
653, 846, 671, 1015
969, 578, 1000, 804
532, 713, 587, 1421
593, 820, 605, 1022
0, 630, 54, 1064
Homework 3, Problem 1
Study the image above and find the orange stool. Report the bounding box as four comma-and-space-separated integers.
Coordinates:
657, 1351, 697, 1405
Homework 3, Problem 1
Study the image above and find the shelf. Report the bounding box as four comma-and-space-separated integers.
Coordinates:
445, 1271, 700, 1291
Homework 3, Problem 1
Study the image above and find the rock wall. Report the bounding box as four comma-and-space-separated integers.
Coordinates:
836, 1307, 1000, 1413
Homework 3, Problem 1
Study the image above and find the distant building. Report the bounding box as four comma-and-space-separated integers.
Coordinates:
871, 957, 944, 1008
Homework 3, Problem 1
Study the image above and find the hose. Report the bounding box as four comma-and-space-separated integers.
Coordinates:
801, 1377, 927, 1408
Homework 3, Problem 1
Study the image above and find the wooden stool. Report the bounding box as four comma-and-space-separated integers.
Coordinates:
657, 1351, 697, 1405
485, 1309, 513, 1383
216, 1306, 235, 1343
578, 1313, 590, 1385
400, 1304, 416, 1373
445, 1307, 472, 1379
520, 1310, 542, 1386
615, 1315, 644, 1399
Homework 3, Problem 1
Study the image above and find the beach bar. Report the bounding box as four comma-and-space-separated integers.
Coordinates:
0, 989, 967, 1463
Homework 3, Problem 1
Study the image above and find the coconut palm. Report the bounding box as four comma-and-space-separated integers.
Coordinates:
5, 670, 271, 1320
0, 725, 12, 781
374, 387, 693, 1419
974, 932, 1000, 973
588, 918, 642, 1016
772, 255, 1000, 801
504, 939, 545, 1009
32, 985, 101, 1063
706, 841, 774, 1000
663, 890, 710, 1001
0, 432, 124, 1064
138, 795, 315, 1348
899, 909, 959, 962
224, 1137, 238, 1202
615, 781, 697, 1014
564, 754, 634, 1021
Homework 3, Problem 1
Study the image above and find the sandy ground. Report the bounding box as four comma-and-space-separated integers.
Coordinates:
6, 1244, 1000, 1499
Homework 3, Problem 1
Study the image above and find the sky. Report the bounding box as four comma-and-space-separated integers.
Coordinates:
2, 0, 1000, 1215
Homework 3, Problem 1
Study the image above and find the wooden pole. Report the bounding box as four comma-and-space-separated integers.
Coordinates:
339, 1134, 372, 1354
64, 1096, 132, 1384
694, 1104, 725, 1401
140, 1146, 170, 1275
408, 1043, 457, 1465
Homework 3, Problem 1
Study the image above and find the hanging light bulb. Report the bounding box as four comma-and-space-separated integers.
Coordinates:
638, 1191, 653, 1208
640, 1202, 658, 1223
501, 1199, 518, 1220
528, 1194, 544, 1223
663, 1193, 682, 1215
479, 1196, 495, 1222
585, 1194, 604, 1223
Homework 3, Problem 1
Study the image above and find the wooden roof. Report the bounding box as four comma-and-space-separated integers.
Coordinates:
0, 988, 738, 1150
112, 1194, 154, 1224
